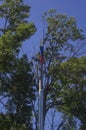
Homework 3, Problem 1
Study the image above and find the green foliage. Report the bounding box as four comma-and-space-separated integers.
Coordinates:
0, 55, 35, 129
0, 0, 30, 31
4, 55, 35, 129
49, 56, 86, 129
0, 0, 36, 71
0, 114, 27, 130
16, 23, 36, 41
43, 9, 85, 45
0, 114, 11, 129
42, 10, 85, 67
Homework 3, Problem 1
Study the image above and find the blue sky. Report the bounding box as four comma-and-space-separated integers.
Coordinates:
23, 0, 86, 56
28, 0, 86, 31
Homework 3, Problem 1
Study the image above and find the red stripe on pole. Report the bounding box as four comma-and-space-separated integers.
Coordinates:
40, 55, 44, 64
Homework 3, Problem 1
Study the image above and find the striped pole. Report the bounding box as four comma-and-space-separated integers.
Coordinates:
39, 40, 44, 130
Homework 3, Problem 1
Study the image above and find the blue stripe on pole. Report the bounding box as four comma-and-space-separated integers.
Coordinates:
40, 46, 44, 55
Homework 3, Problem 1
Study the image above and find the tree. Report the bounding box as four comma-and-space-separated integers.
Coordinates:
5, 55, 35, 129
0, 0, 36, 71
33, 9, 85, 129
53, 57, 86, 129
0, 55, 36, 129
0, 0, 36, 129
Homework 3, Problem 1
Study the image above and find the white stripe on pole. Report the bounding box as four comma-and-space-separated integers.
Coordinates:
39, 79, 44, 130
